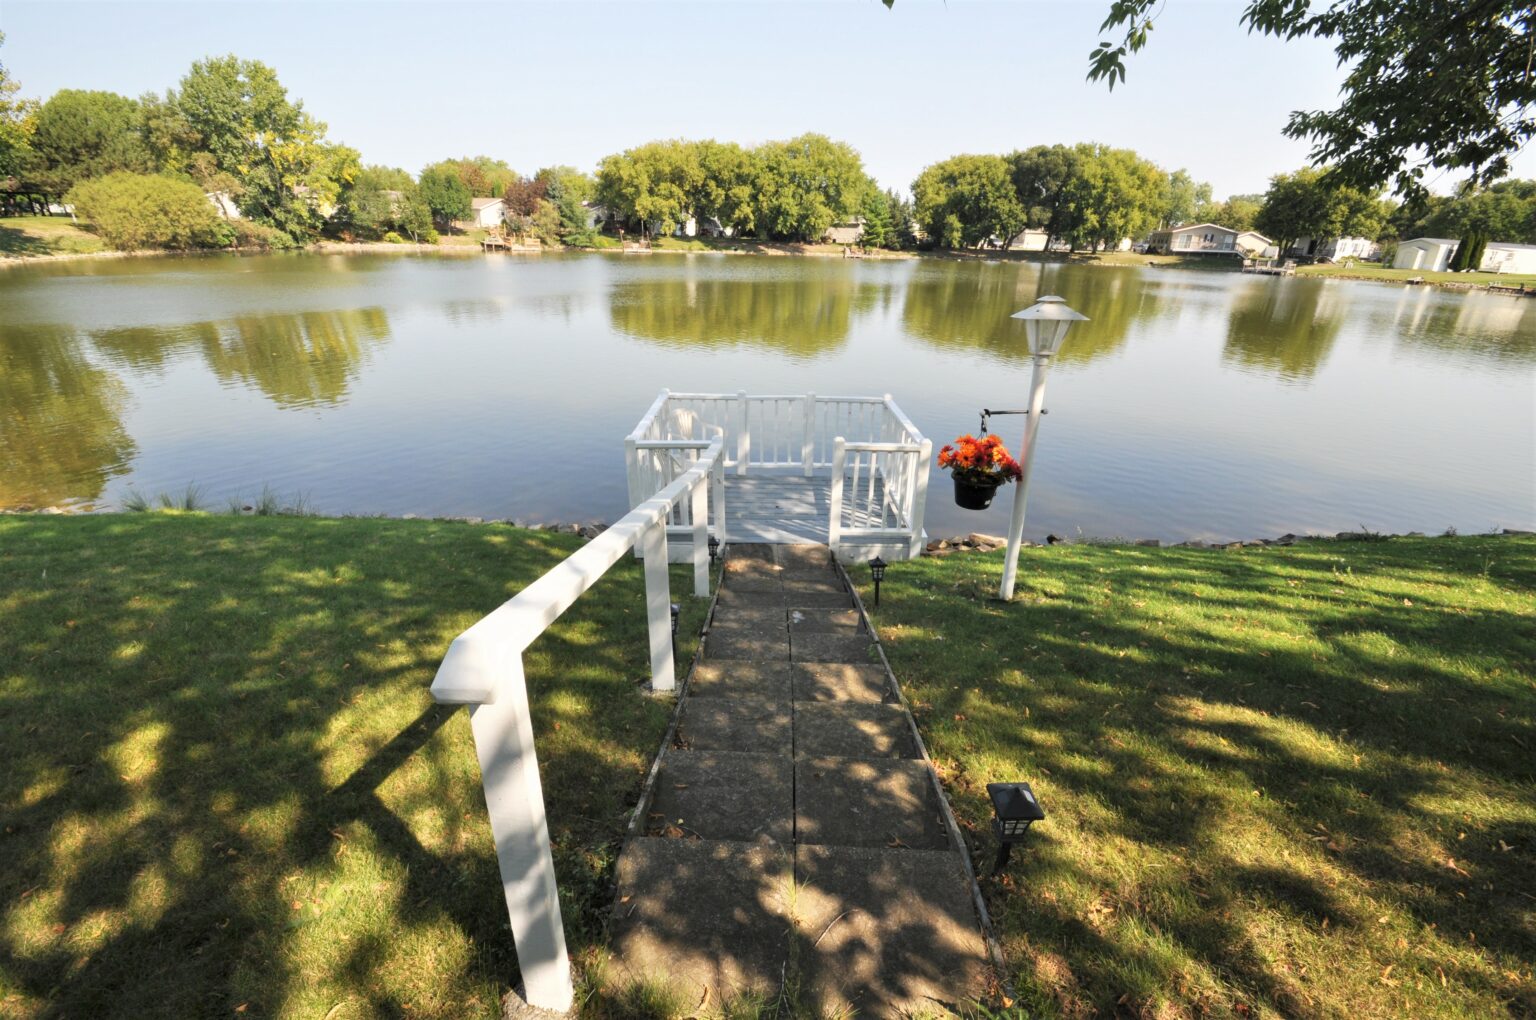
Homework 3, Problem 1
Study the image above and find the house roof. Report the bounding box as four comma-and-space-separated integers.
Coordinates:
1164, 222, 1238, 234
470, 197, 504, 211
1401, 237, 1458, 246
1485, 241, 1536, 251
1236, 230, 1274, 243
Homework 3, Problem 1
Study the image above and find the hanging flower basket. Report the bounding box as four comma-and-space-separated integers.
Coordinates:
937, 434, 1023, 512
953, 476, 1002, 510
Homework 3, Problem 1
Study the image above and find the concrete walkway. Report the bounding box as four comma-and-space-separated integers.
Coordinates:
608, 544, 992, 1016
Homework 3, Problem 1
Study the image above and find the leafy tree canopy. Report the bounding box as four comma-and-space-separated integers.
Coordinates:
417, 165, 471, 225
25, 89, 150, 194
912, 153, 1024, 248
0, 32, 38, 178
1084, 0, 1536, 198
65, 172, 229, 251
1253, 167, 1387, 254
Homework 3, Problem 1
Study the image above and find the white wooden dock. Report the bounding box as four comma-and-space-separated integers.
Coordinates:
724, 475, 889, 544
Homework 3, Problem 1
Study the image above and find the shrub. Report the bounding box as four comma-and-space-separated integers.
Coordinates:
382, 231, 405, 244
229, 219, 297, 251
418, 227, 440, 244
65, 172, 231, 251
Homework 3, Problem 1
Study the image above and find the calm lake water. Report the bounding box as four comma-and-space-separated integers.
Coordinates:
3, 252, 1533, 542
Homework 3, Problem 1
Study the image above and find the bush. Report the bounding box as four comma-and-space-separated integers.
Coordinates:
418, 227, 440, 244
561, 228, 602, 248
382, 231, 405, 244
64, 172, 231, 251
229, 219, 297, 251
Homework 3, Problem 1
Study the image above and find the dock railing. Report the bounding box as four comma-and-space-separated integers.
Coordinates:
626, 390, 930, 559
429, 437, 724, 1011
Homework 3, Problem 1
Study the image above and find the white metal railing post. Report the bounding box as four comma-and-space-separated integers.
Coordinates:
910, 438, 932, 558
802, 392, 816, 476
735, 390, 749, 476
641, 520, 676, 691
711, 456, 727, 545
828, 437, 846, 558
467, 656, 574, 1011
623, 436, 640, 509
690, 476, 709, 596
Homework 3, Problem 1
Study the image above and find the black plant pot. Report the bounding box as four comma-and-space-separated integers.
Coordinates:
953, 477, 1002, 510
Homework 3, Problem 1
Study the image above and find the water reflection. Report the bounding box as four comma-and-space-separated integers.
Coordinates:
609, 269, 882, 356
1377, 288, 1536, 365
900, 261, 1165, 364
1223, 281, 1346, 381
0, 323, 135, 507
91, 307, 391, 408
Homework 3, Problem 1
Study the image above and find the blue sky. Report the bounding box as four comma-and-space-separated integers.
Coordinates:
6, 1, 1530, 198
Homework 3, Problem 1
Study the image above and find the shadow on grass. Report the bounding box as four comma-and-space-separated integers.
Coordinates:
865, 537, 1536, 1018
0, 514, 709, 1018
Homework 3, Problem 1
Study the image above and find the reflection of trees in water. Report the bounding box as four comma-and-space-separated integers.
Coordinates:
899, 261, 1166, 365
1373, 289, 1536, 365
609, 273, 883, 357
92, 307, 391, 409
0, 323, 135, 507
1223, 281, 1347, 381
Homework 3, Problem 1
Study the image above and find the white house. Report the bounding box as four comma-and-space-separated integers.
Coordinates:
207, 191, 241, 220
1392, 237, 1459, 271
824, 217, 866, 245
469, 197, 507, 229
1147, 223, 1271, 256
1005, 228, 1050, 251
1478, 241, 1536, 275
1287, 236, 1378, 262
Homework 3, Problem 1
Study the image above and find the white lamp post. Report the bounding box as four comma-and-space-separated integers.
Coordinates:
999, 295, 1087, 600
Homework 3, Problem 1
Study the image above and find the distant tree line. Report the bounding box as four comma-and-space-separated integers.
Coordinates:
4, 34, 1533, 260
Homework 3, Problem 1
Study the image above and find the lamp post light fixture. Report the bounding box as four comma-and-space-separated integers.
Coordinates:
987, 781, 1046, 872
708, 534, 721, 568
670, 602, 680, 644
999, 296, 1088, 601
869, 556, 887, 606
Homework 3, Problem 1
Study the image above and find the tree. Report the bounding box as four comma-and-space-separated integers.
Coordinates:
167, 55, 357, 241
1006, 145, 1084, 246
1254, 167, 1385, 256
65, 172, 229, 250
1085, 0, 1536, 198
25, 90, 151, 195
0, 32, 37, 179
752, 134, 868, 242
1421, 180, 1536, 244
1206, 194, 1263, 232
859, 186, 895, 249
1062, 143, 1166, 250
595, 139, 701, 237
912, 154, 1024, 248
332, 165, 421, 241
418, 164, 471, 225
1161, 169, 1213, 229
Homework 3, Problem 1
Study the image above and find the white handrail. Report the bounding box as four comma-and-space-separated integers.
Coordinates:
430, 437, 723, 1012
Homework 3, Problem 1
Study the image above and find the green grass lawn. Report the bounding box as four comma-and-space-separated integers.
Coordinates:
1296, 263, 1536, 288
0, 215, 107, 258
0, 514, 710, 1019
856, 536, 1536, 1019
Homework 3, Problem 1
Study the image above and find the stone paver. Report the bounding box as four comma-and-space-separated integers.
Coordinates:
794, 702, 917, 758
677, 698, 791, 753
611, 543, 990, 1013
791, 663, 888, 703
689, 661, 793, 700
609, 838, 792, 999
651, 751, 793, 843
795, 845, 992, 1016
795, 757, 949, 850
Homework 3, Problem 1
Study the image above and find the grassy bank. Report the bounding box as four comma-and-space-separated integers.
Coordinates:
1294, 262, 1536, 288
0, 215, 107, 258
0, 514, 710, 1019
857, 535, 1535, 1019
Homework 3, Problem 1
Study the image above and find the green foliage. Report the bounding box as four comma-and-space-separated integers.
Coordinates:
160, 55, 357, 242
1409, 180, 1536, 245
1007, 144, 1083, 244
913, 153, 1024, 248
422, 155, 516, 198
25, 89, 151, 194
330, 164, 431, 242
1255, 167, 1385, 255
0, 32, 38, 178
1161, 168, 1213, 229
65, 172, 230, 251
418, 164, 471, 224
537, 164, 599, 238
228, 218, 296, 250
596, 134, 867, 241
1088, 0, 1536, 198
1201, 193, 1263, 232
527, 197, 563, 245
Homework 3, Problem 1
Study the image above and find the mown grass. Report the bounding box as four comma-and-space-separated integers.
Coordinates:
0, 215, 107, 258
0, 514, 711, 1019
1296, 262, 1536, 288
856, 535, 1536, 1019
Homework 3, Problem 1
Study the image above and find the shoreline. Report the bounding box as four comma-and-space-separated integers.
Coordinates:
4, 504, 1528, 551
5, 235, 1531, 292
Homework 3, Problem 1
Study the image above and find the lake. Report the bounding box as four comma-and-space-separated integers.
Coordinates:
3, 251, 1533, 542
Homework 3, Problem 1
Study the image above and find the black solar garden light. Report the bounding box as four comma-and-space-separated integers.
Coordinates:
869, 556, 887, 606
708, 534, 720, 567
988, 781, 1045, 872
